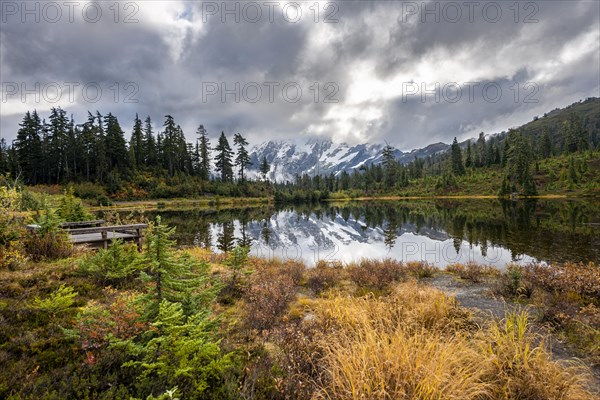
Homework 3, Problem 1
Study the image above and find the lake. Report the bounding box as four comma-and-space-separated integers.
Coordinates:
108, 199, 600, 267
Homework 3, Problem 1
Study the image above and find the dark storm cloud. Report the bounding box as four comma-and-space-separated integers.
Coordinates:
1, 0, 598, 150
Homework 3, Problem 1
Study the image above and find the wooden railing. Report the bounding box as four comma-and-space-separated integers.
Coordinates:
59, 220, 105, 229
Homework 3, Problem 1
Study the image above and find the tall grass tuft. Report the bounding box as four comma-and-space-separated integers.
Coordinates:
307, 282, 593, 400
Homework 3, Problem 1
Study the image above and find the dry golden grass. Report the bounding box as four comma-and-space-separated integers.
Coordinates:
304, 282, 593, 400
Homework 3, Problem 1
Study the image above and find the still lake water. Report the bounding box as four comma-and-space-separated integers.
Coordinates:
114, 199, 600, 267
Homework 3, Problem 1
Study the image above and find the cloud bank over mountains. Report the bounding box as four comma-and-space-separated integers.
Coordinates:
1, 1, 598, 150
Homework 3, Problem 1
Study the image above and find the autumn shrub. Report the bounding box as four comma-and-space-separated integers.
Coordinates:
68, 288, 147, 357
447, 262, 498, 283
306, 260, 345, 294
273, 321, 325, 399
71, 181, 107, 200
23, 207, 74, 261
496, 264, 533, 299
346, 258, 406, 291
405, 260, 437, 279
23, 229, 73, 262
517, 262, 600, 364
243, 260, 303, 331
523, 262, 600, 301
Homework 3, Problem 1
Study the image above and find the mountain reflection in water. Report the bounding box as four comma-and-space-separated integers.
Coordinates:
112, 199, 600, 267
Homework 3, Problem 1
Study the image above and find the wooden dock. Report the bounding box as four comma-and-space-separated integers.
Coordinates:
27, 221, 148, 250
67, 224, 149, 249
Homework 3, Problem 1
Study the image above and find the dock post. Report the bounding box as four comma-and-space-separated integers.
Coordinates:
136, 228, 142, 251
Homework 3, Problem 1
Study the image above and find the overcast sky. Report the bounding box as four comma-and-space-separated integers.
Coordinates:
1, 0, 599, 150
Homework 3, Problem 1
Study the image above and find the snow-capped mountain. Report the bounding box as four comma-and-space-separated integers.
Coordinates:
245, 139, 450, 182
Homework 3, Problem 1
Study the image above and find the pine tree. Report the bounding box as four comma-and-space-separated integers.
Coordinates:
78, 113, 91, 181
65, 115, 79, 181
137, 217, 214, 318
104, 113, 129, 172
259, 155, 270, 181
0, 139, 9, 174
568, 156, 578, 184
197, 125, 211, 180
143, 116, 158, 168
161, 115, 179, 177
129, 114, 144, 169
117, 300, 233, 399
465, 140, 473, 168
501, 138, 510, 167
233, 132, 252, 182
214, 132, 234, 183
540, 128, 552, 158
47, 107, 69, 182
14, 110, 43, 184
382, 144, 397, 187
476, 132, 486, 167
450, 137, 465, 176
504, 129, 536, 195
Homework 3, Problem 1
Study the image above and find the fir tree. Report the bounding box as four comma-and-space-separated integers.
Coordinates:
214, 132, 234, 183
104, 113, 129, 172
143, 116, 158, 168
540, 128, 552, 158
450, 137, 465, 176
465, 140, 473, 168
14, 110, 43, 184
382, 144, 397, 187
129, 114, 144, 168
233, 132, 252, 182
259, 156, 270, 181
137, 217, 215, 318
197, 125, 211, 180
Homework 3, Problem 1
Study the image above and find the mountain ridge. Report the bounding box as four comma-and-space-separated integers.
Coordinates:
245, 98, 599, 182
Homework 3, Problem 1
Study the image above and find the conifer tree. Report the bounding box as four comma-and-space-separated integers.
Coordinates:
450, 137, 465, 176
104, 113, 129, 172
129, 114, 144, 168
137, 217, 214, 318
382, 144, 397, 187
143, 116, 158, 168
233, 132, 252, 182
14, 110, 43, 184
259, 156, 270, 181
465, 140, 473, 168
197, 125, 211, 180
214, 132, 234, 182
540, 128, 552, 158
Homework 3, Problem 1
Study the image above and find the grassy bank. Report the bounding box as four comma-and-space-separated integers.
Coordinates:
0, 186, 598, 398
1, 241, 598, 398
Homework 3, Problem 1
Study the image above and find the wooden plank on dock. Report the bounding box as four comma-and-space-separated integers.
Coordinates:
67, 224, 148, 235
67, 223, 148, 249
60, 220, 105, 229
69, 231, 136, 244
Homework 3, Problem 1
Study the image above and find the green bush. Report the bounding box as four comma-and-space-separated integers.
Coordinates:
79, 239, 141, 286
72, 182, 106, 200
58, 187, 93, 221
32, 285, 78, 317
